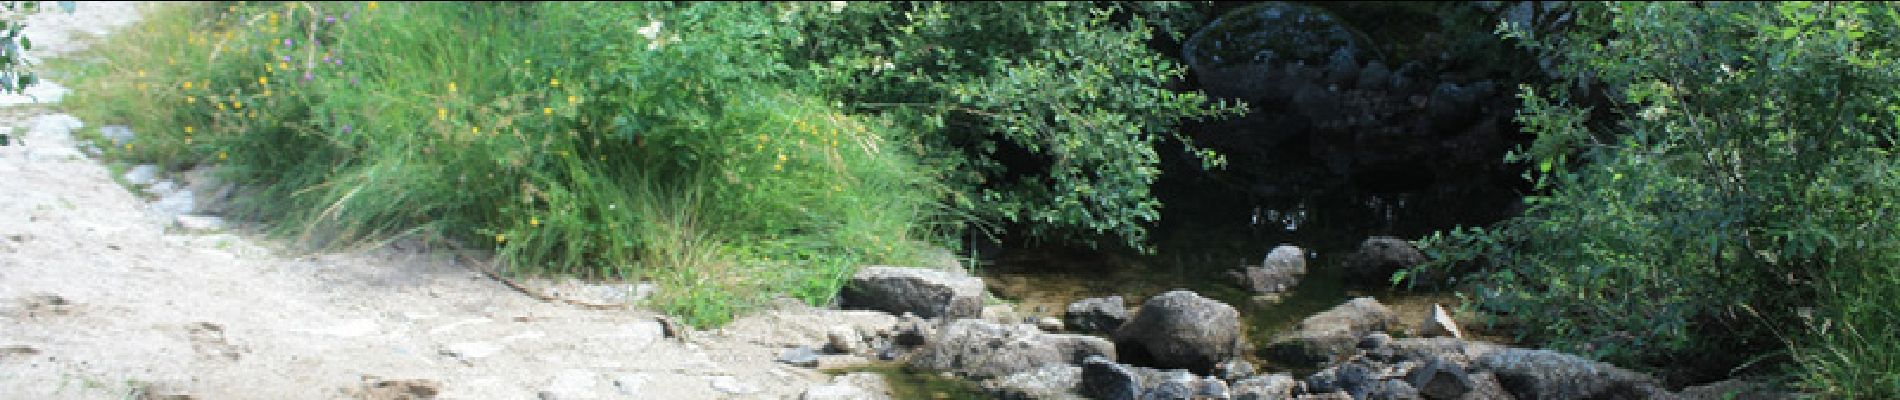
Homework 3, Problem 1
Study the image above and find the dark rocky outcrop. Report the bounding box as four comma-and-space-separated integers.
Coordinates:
1343, 237, 1428, 284
1081, 355, 1143, 400
1113, 290, 1243, 373
1475, 348, 1674, 399
909, 319, 1114, 380
839, 266, 985, 320
1064, 296, 1130, 334
1265, 297, 1400, 366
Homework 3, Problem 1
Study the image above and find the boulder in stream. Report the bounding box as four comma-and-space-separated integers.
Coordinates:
1343, 237, 1427, 284
909, 319, 1113, 380
1064, 296, 1129, 334
1236, 244, 1307, 294
1264, 297, 1400, 366
1112, 290, 1242, 373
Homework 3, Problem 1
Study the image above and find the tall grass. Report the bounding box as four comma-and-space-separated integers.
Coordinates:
63, 1, 951, 327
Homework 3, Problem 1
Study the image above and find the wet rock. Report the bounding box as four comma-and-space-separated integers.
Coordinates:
1081, 355, 1142, 400
984, 364, 1084, 400
1344, 237, 1427, 283
1265, 297, 1400, 366
1064, 296, 1129, 334
779, 346, 821, 368
124, 164, 160, 186
1113, 290, 1241, 373
1417, 304, 1463, 339
1365, 379, 1423, 400
910, 319, 1113, 380
827, 325, 863, 354
840, 266, 984, 319
1238, 245, 1307, 294
1474, 347, 1671, 399
1197, 377, 1232, 399
1214, 359, 1256, 382
1231, 373, 1299, 400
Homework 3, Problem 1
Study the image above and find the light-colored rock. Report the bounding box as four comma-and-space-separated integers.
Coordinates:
779, 346, 821, 368
537, 369, 601, 400
611, 374, 648, 396
708, 375, 759, 395
840, 266, 985, 319
910, 319, 1114, 380
152, 188, 195, 216
1232, 373, 1300, 400
98, 125, 135, 145
0, 80, 68, 106
123, 164, 160, 186
1238, 244, 1308, 294
1418, 303, 1464, 339
983, 364, 1084, 400
1037, 317, 1063, 332
1113, 290, 1241, 373
1265, 297, 1400, 366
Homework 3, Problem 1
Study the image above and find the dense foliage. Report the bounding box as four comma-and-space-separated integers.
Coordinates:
63, 1, 1233, 326
1405, 1, 1900, 393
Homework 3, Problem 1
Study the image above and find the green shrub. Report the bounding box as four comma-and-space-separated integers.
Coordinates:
1405, 1, 1900, 390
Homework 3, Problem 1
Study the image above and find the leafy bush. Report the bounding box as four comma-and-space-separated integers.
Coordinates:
1406, 1, 1900, 390
784, 1, 1246, 249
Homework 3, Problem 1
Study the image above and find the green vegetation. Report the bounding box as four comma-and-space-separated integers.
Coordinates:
1403, 1, 1900, 394
62, 1, 1230, 327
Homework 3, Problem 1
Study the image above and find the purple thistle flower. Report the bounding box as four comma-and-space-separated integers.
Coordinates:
342, 12, 351, 21
342, 124, 352, 133
324, 16, 336, 24
281, 55, 292, 62
303, 71, 314, 81
284, 38, 294, 48
334, 58, 344, 66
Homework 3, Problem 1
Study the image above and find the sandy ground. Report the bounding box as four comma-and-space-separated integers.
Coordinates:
0, 3, 895, 399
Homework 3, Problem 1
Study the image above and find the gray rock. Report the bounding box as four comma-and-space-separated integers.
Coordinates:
1474, 347, 1672, 400
1417, 304, 1464, 339
99, 125, 135, 145
1239, 245, 1307, 294
152, 189, 196, 217
1407, 357, 1473, 400
1459, 372, 1513, 400
1113, 290, 1242, 373
840, 266, 985, 319
909, 319, 1113, 380
1142, 371, 1198, 400
1365, 379, 1423, 400
1231, 373, 1299, 400
1344, 237, 1427, 283
1214, 359, 1256, 382
779, 346, 821, 368
1064, 296, 1129, 334
1265, 297, 1400, 366
1197, 378, 1232, 399
984, 364, 1085, 400
828, 325, 863, 354
1081, 355, 1142, 400
148, 180, 179, 196
123, 164, 161, 186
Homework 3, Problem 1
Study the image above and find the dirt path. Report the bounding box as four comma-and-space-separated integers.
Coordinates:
0, 3, 893, 399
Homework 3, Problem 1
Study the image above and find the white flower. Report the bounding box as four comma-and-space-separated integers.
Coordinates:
637, 19, 663, 41
829, 1, 847, 13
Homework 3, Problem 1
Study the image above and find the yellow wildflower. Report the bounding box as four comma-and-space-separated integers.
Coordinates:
234, 101, 243, 109
438, 108, 447, 121
549, 78, 559, 87
182, 81, 192, 89
263, 89, 271, 97
218, 151, 228, 160
185, 126, 194, 134
258, 76, 267, 85
137, 69, 145, 78
530, 217, 539, 227
567, 95, 577, 105
757, 134, 768, 142
777, 153, 787, 162
543, 107, 552, 116
773, 164, 783, 171
495, 233, 505, 243
279, 62, 289, 70
124, 144, 133, 152
448, 82, 457, 93
368, 1, 379, 11
186, 96, 196, 104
